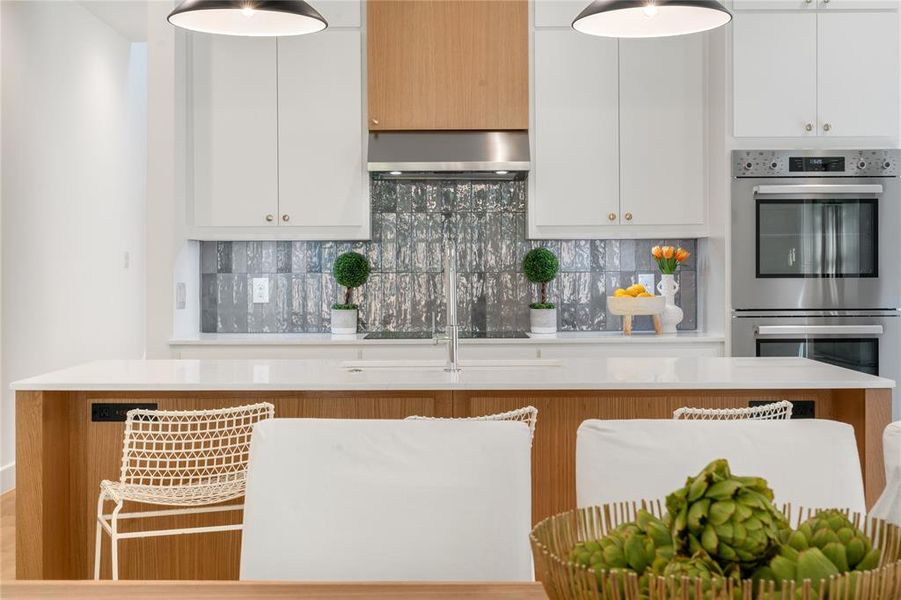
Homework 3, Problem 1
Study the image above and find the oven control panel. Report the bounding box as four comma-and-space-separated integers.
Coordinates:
734, 149, 900, 177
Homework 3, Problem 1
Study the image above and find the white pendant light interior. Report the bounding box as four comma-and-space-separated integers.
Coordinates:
573, 1, 732, 38
168, 2, 327, 37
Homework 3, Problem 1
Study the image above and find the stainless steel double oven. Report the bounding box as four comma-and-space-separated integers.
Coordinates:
731, 149, 901, 416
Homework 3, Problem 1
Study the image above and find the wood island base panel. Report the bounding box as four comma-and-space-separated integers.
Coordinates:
16, 387, 891, 581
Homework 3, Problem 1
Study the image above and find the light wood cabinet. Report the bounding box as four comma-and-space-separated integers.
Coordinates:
733, 7, 900, 138
529, 28, 707, 239
191, 36, 279, 228
367, 0, 528, 131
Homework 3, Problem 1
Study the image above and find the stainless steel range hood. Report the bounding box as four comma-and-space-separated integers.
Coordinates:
367, 131, 530, 180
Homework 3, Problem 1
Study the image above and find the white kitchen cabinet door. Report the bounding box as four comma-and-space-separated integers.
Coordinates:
733, 12, 818, 138
818, 0, 899, 8
817, 12, 900, 138
277, 31, 368, 238
534, 0, 587, 27
620, 35, 705, 226
192, 35, 278, 227
312, 0, 361, 27
531, 30, 619, 238
733, 0, 815, 9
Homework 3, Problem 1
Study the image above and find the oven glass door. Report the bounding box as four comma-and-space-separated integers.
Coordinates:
756, 199, 877, 278
756, 337, 879, 375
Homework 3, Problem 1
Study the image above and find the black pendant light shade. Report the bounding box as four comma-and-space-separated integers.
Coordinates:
573, 0, 732, 38
168, 0, 327, 37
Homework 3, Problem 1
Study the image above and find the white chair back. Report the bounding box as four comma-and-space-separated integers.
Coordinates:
576, 419, 865, 514
871, 421, 901, 525
406, 406, 538, 442
240, 418, 533, 581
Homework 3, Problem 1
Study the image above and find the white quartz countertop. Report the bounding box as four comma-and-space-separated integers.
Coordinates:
168, 331, 725, 346
10, 357, 894, 392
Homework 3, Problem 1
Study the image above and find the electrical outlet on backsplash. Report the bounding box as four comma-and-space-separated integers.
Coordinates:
199, 179, 698, 334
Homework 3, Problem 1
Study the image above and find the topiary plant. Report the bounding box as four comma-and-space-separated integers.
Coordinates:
523, 247, 559, 309
332, 251, 371, 310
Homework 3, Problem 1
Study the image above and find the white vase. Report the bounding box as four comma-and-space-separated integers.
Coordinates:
530, 307, 557, 334
330, 308, 358, 335
656, 274, 683, 334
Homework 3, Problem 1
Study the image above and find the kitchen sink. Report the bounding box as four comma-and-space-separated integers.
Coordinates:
340, 359, 562, 371
363, 331, 530, 340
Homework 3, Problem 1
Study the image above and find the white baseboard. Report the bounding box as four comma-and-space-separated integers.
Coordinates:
0, 462, 14, 494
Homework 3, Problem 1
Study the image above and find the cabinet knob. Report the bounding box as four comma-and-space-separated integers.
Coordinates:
822, 0, 830, 3
805, 0, 812, 3
282, 214, 290, 223
624, 212, 633, 221
608, 212, 617, 221
265, 214, 274, 222
371, 118, 379, 125
823, 123, 832, 132
805, 123, 813, 132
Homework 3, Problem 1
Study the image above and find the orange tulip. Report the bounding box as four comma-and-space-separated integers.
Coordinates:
675, 248, 690, 262
651, 246, 663, 259
662, 246, 674, 259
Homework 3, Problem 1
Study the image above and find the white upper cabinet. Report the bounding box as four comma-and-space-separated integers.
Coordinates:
312, 0, 361, 27
817, 12, 900, 137
188, 1, 368, 240
733, 12, 817, 138
192, 36, 279, 227
278, 31, 367, 236
733, 5, 900, 138
534, 0, 586, 26
620, 36, 705, 226
732, 0, 815, 9
531, 30, 619, 237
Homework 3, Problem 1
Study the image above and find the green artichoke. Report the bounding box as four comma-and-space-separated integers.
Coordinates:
751, 544, 840, 595
569, 509, 674, 577
789, 510, 881, 573
662, 553, 739, 600
666, 459, 789, 572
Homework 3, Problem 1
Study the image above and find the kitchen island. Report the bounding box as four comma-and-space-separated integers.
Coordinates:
12, 357, 893, 580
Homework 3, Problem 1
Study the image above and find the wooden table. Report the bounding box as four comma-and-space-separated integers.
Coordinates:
0, 581, 548, 599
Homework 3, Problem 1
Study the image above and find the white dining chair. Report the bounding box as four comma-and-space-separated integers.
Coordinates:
673, 400, 793, 420
576, 419, 865, 514
406, 405, 538, 442
94, 402, 275, 580
870, 421, 901, 525
240, 418, 533, 581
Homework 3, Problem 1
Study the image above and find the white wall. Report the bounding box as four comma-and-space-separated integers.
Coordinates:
0, 1, 148, 491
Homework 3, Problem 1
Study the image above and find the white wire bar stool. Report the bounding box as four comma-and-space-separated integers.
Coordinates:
672, 400, 793, 420
406, 406, 539, 443
94, 402, 275, 580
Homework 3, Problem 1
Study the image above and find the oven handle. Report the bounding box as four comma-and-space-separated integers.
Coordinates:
756, 325, 884, 337
753, 184, 884, 196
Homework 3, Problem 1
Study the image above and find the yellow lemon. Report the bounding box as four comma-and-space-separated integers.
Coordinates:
613, 288, 629, 297
627, 283, 647, 296
637, 292, 654, 298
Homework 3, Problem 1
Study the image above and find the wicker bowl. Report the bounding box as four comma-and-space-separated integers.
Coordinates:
530, 501, 901, 600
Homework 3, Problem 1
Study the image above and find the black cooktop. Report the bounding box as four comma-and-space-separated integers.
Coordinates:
363, 331, 529, 340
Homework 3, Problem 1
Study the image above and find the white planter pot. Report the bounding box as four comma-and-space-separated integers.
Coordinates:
656, 274, 684, 334
530, 307, 557, 334
330, 308, 358, 335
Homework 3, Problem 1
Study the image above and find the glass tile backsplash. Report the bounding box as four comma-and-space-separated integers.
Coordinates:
200, 179, 698, 334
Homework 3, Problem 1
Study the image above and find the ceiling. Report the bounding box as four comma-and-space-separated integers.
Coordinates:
77, 1, 148, 42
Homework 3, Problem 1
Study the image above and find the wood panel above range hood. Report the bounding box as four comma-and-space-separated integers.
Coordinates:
367, 0, 528, 131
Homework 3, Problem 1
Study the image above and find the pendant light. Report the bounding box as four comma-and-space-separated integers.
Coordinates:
168, 0, 327, 37
573, 1, 731, 38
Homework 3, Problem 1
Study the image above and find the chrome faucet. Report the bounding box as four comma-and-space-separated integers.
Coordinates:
435, 244, 460, 373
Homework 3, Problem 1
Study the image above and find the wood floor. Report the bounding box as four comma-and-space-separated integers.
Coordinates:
1, 491, 14, 581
